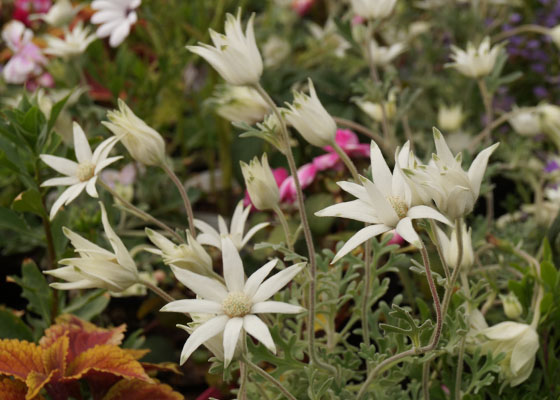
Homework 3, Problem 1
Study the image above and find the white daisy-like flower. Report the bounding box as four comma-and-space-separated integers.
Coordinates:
43, 22, 97, 58
187, 11, 263, 86
31, 0, 82, 27
194, 200, 269, 251
368, 40, 406, 67
91, 0, 141, 48
44, 202, 139, 292
40, 122, 121, 219
316, 141, 451, 262
447, 37, 502, 79
161, 237, 305, 366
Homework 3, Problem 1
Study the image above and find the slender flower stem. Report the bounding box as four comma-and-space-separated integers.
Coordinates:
422, 361, 431, 400
243, 357, 297, 400
364, 41, 391, 146
100, 181, 184, 243
492, 24, 550, 43
476, 79, 494, 144
357, 239, 442, 399
332, 141, 361, 183
254, 83, 337, 376
441, 218, 464, 318
141, 279, 176, 303
239, 361, 248, 400
361, 239, 372, 348
333, 117, 387, 150
273, 204, 293, 251
161, 163, 196, 234
455, 336, 467, 400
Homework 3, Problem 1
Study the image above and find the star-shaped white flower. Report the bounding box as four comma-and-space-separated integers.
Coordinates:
161, 237, 305, 366
40, 122, 121, 219
447, 37, 501, 78
91, 0, 141, 47
316, 141, 450, 262
43, 21, 97, 58
194, 200, 269, 250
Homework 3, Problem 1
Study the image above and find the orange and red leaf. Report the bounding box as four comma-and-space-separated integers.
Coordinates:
0, 340, 44, 381
0, 378, 28, 400
102, 379, 184, 400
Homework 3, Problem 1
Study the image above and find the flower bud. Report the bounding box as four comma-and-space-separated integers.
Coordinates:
350, 0, 397, 19
437, 223, 474, 269
509, 107, 541, 136
146, 228, 213, 277
240, 153, 280, 211
478, 322, 539, 387
211, 85, 270, 124
284, 79, 337, 147
500, 293, 523, 319
549, 25, 560, 48
438, 104, 464, 132
103, 99, 166, 167
356, 92, 397, 123
539, 104, 560, 148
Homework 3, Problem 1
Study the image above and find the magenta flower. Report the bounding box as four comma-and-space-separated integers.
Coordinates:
292, 0, 315, 16
13, 0, 51, 25
279, 163, 317, 203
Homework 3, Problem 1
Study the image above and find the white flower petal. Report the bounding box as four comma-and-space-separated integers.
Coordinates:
370, 141, 393, 196
42, 176, 80, 187
395, 217, 421, 248
160, 299, 223, 314
40, 154, 78, 176
467, 142, 499, 198
170, 265, 228, 302
510, 329, 539, 375
407, 205, 451, 226
221, 236, 245, 292
241, 222, 270, 248
244, 259, 278, 299
315, 199, 379, 224
177, 315, 229, 365
223, 317, 244, 366
73, 122, 92, 163
243, 314, 276, 354
251, 301, 304, 314
332, 224, 392, 263
251, 262, 305, 303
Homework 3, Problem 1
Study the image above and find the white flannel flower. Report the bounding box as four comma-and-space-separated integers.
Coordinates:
438, 104, 464, 132
161, 237, 305, 366
240, 154, 280, 211
182, 312, 234, 361
368, 40, 406, 67
478, 322, 539, 387
103, 99, 166, 166
500, 293, 523, 319
538, 104, 560, 148
44, 202, 139, 292
43, 22, 96, 58
435, 223, 474, 269
31, 0, 81, 27
396, 141, 433, 206
187, 11, 262, 86
211, 85, 269, 124
91, 0, 141, 47
40, 122, 121, 219
356, 90, 398, 123
351, 0, 397, 19
447, 37, 501, 78
417, 129, 499, 220
284, 79, 337, 147
146, 228, 213, 277
316, 141, 451, 262
194, 200, 269, 251
308, 20, 351, 58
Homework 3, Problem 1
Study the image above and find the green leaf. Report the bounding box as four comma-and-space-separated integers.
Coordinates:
62, 289, 110, 321
12, 189, 47, 218
0, 308, 34, 341
379, 304, 433, 348
10, 259, 53, 327
0, 207, 34, 237
541, 260, 558, 290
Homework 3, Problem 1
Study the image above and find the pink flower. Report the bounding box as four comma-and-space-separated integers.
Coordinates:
279, 163, 317, 203
352, 15, 366, 25
13, 0, 51, 25
292, 0, 315, 16
386, 231, 405, 246
314, 129, 370, 171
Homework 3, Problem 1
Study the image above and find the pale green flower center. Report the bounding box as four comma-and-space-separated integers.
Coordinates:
387, 196, 408, 219
76, 162, 95, 182
222, 292, 252, 318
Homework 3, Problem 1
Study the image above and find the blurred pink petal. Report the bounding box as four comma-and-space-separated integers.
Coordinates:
196, 387, 225, 400
324, 129, 359, 153
280, 163, 317, 203
244, 167, 289, 208
313, 153, 340, 171
292, 0, 314, 16
387, 231, 405, 246
352, 15, 366, 25
14, 0, 51, 25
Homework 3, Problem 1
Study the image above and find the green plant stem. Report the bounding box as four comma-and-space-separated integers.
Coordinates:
141, 279, 176, 303
364, 41, 391, 146
99, 181, 184, 243
239, 361, 248, 400
455, 336, 467, 400
332, 141, 361, 183
254, 83, 337, 376
273, 204, 293, 251
476, 79, 494, 145
361, 239, 372, 348
243, 357, 297, 400
422, 361, 430, 400
161, 163, 196, 234
492, 24, 550, 43
357, 239, 442, 399
332, 117, 387, 152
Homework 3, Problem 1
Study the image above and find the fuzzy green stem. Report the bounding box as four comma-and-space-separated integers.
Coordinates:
100, 180, 184, 243
141, 279, 176, 303
455, 336, 467, 400
476, 79, 494, 145
161, 163, 196, 234
273, 204, 293, 251
332, 141, 361, 182
357, 238, 442, 399
361, 239, 372, 348
422, 361, 430, 400
492, 24, 551, 43
243, 357, 297, 400
253, 83, 337, 376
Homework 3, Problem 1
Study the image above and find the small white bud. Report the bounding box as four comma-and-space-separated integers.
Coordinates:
240, 154, 280, 211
